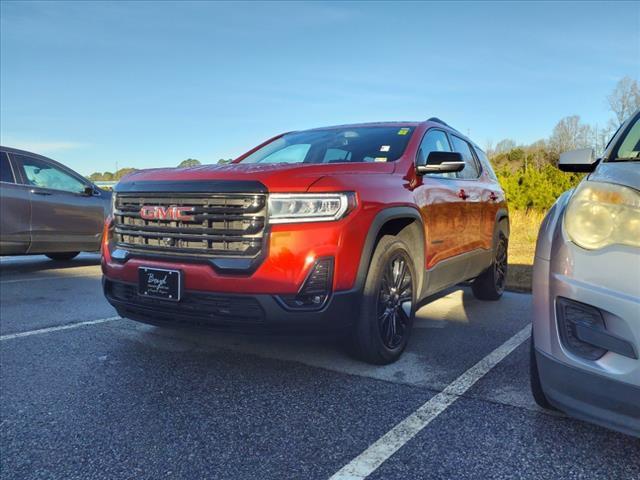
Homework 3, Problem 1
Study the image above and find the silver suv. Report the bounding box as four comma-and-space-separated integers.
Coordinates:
0, 146, 111, 260
530, 111, 640, 437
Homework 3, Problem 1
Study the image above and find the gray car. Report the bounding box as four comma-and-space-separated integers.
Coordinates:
530, 111, 640, 437
0, 146, 111, 260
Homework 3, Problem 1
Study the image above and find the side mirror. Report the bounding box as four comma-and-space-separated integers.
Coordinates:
82, 185, 96, 196
558, 148, 597, 173
416, 151, 465, 175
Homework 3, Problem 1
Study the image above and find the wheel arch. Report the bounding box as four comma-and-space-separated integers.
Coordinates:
355, 207, 426, 295
490, 208, 510, 254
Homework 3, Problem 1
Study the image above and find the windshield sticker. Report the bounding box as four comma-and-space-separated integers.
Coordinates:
374, 157, 388, 162
397, 128, 410, 135
380, 145, 391, 152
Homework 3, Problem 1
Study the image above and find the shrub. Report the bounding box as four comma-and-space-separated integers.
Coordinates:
495, 162, 583, 211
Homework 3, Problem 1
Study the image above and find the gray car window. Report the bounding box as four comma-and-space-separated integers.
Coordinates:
614, 116, 640, 160
15, 155, 86, 193
0, 152, 15, 183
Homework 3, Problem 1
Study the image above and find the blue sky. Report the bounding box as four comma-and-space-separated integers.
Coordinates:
1, 1, 638, 175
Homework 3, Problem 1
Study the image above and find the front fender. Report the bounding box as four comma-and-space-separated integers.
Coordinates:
535, 190, 573, 261
354, 206, 425, 293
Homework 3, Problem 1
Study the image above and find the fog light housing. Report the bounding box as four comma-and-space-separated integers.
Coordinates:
278, 258, 334, 310
556, 297, 607, 360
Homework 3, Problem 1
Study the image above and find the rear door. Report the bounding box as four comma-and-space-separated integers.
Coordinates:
472, 147, 503, 251
0, 151, 31, 254
12, 153, 105, 253
450, 134, 484, 253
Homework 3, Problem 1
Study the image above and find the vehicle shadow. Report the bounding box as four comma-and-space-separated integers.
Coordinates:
0, 253, 101, 276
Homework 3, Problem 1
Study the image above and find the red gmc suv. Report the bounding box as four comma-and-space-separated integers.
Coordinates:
102, 118, 509, 364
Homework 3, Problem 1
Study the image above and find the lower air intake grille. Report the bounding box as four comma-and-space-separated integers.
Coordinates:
106, 280, 265, 324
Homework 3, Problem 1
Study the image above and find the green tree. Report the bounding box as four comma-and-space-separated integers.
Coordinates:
178, 158, 201, 168
115, 168, 137, 180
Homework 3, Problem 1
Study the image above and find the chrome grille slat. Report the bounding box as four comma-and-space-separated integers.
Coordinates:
115, 228, 259, 242
113, 193, 267, 257
114, 220, 265, 236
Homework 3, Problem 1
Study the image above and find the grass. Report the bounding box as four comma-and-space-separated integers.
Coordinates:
505, 209, 546, 292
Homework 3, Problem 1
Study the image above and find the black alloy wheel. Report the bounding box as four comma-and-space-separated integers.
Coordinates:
377, 254, 413, 349
494, 235, 508, 294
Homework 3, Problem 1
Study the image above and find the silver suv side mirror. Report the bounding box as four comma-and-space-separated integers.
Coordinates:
558, 148, 597, 173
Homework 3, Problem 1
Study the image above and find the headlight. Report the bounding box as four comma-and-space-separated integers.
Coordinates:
111, 192, 117, 215
564, 181, 640, 250
268, 193, 356, 224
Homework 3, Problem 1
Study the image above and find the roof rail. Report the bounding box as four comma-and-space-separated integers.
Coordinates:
426, 117, 465, 136
426, 117, 450, 127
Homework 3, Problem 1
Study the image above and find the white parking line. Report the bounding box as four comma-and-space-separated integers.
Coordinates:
0, 273, 103, 284
0, 316, 121, 341
329, 324, 531, 480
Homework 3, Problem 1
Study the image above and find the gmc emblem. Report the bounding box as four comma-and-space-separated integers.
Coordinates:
140, 205, 196, 222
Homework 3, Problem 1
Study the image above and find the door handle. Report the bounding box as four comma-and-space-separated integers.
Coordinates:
30, 189, 52, 196
458, 189, 469, 200
489, 192, 498, 202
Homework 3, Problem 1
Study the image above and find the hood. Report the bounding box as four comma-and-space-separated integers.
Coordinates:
589, 161, 640, 192
117, 161, 396, 192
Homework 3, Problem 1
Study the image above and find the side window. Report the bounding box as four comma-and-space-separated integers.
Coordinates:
451, 136, 480, 179
1, 152, 15, 183
416, 129, 455, 178
473, 147, 498, 181
14, 154, 87, 193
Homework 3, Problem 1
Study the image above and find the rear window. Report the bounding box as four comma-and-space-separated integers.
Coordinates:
240, 126, 415, 164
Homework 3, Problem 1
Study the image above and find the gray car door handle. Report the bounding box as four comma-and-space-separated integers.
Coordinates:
30, 189, 52, 196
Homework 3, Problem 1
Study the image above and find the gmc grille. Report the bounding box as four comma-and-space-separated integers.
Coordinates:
113, 193, 267, 258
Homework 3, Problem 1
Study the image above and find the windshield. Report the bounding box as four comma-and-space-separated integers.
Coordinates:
610, 115, 640, 161
240, 126, 415, 164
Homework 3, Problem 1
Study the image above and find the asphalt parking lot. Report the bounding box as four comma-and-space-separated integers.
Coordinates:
1, 254, 638, 480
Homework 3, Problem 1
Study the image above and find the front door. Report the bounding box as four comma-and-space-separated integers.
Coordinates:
413, 128, 468, 272
12, 153, 105, 253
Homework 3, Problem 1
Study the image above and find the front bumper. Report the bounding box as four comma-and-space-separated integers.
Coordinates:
535, 349, 640, 437
103, 278, 359, 334
532, 206, 640, 437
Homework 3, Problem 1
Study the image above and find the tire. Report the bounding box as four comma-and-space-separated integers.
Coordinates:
529, 332, 556, 410
45, 252, 80, 261
350, 235, 417, 365
471, 233, 507, 301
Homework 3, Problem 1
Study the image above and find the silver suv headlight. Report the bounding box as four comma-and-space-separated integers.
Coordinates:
564, 181, 640, 250
268, 193, 356, 224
